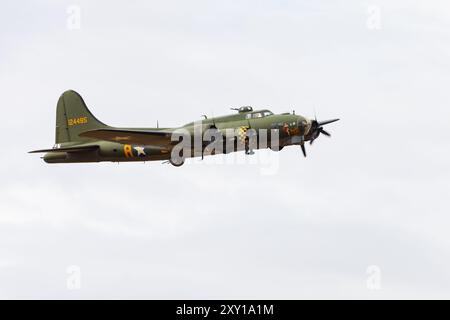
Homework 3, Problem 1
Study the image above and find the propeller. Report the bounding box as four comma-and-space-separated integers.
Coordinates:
300, 143, 306, 157
300, 118, 339, 156
309, 118, 339, 145
319, 128, 331, 137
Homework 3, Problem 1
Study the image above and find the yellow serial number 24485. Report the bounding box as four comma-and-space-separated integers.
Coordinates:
68, 117, 88, 126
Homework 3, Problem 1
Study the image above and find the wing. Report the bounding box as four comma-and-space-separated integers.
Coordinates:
29, 145, 99, 153
78, 128, 174, 146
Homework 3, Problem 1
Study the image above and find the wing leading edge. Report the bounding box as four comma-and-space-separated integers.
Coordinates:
78, 128, 174, 146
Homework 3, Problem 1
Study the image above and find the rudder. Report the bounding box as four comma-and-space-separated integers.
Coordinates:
55, 90, 108, 143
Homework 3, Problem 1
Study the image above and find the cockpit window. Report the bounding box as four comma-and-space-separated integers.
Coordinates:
246, 111, 273, 119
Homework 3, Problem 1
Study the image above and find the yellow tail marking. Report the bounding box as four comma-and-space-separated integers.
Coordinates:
68, 117, 88, 126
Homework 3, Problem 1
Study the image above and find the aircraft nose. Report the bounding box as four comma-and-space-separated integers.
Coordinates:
297, 117, 311, 136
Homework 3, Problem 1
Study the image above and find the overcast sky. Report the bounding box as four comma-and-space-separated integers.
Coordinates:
1, 0, 450, 299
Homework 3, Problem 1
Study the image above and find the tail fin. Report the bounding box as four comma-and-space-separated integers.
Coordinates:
55, 90, 109, 143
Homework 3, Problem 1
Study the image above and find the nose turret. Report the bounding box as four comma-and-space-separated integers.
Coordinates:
297, 116, 312, 136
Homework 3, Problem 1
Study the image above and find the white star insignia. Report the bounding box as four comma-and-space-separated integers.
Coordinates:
134, 146, 146, 156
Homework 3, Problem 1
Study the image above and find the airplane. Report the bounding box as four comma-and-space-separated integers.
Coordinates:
29, 90, 339, 166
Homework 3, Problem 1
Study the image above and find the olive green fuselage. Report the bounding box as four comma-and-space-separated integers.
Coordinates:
44, 112, 311, 164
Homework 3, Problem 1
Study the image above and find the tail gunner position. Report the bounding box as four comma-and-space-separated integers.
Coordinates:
30, 90, 339, 166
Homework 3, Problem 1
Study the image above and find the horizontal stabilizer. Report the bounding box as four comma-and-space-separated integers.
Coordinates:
29, 145, 99, 153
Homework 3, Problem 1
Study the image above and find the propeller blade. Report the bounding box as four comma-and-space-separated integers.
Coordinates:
320, 128, 331, 137
318, 118, 339, 126
300, 144, 307, 157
